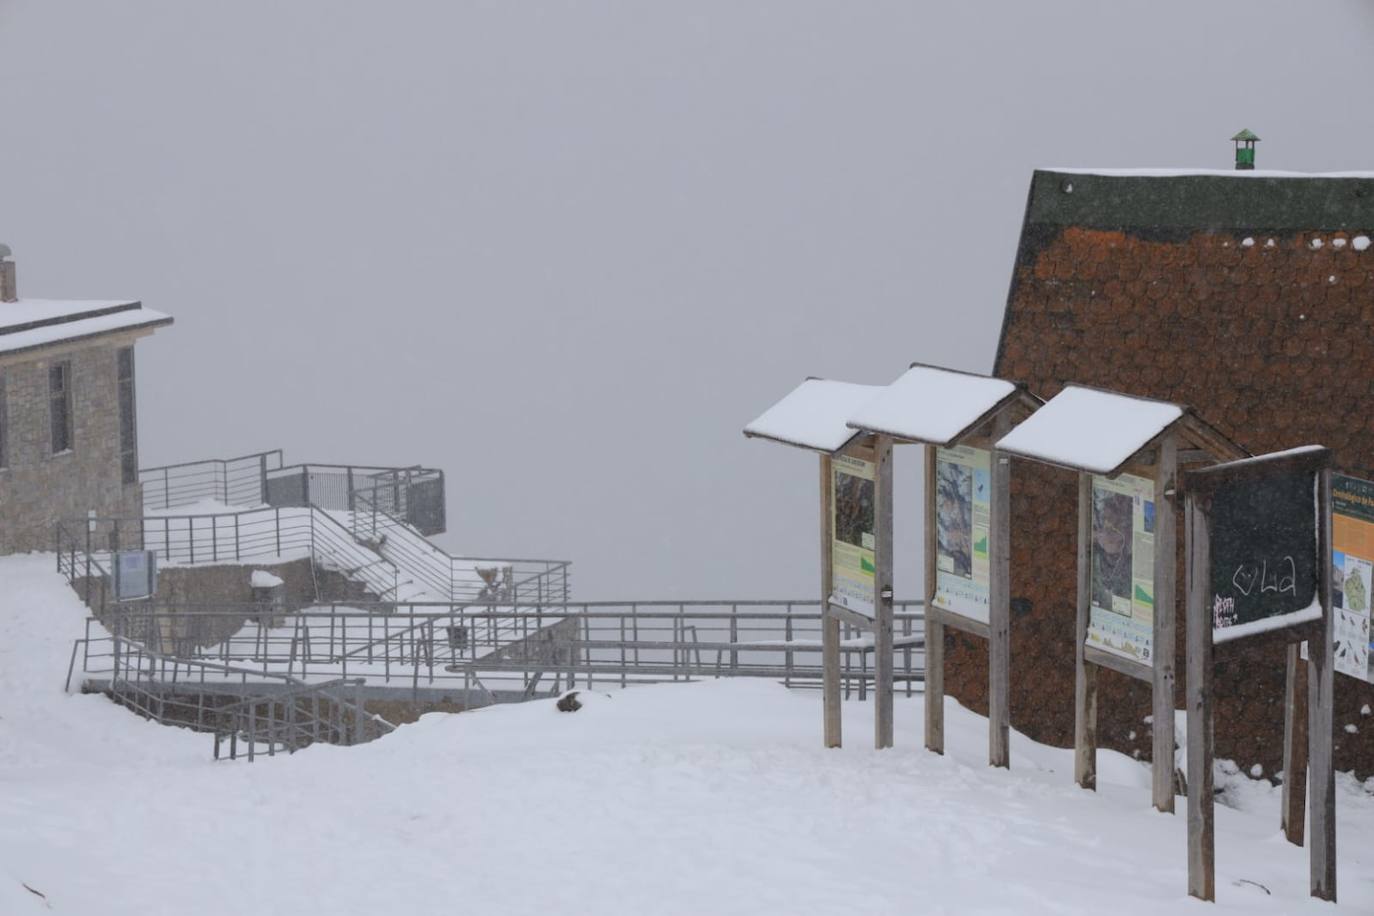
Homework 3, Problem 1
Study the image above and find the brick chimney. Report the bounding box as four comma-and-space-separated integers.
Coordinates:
0, 244, 15, 302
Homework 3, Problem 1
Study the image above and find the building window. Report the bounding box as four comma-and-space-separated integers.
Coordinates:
0, 372, 7, 470
49, 361, 72, 454
118, 348, 137, 484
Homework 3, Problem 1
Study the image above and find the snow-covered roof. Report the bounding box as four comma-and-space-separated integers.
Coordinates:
743, 378, 884, 454
847, 364, 1024, 445
0, 299, 172, 356
995, 385, 1182, 475
1045, 167, 1374, 179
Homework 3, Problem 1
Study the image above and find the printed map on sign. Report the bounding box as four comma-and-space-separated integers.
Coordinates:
933, 445, 991, 624
830, 453, 876, 617
1334, 473, 1374, 682
1088, 473, 1155, 662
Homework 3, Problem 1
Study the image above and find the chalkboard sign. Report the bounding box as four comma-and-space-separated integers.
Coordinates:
1194, 448, 1330, 642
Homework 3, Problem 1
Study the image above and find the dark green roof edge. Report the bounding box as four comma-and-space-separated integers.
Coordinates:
1028, 169, 1374, 231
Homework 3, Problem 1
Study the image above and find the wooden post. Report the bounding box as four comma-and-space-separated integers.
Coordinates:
874, 435, 895, 750
924, 445, 944, 755
1309, 467, 1336, 901
1281, 642, 1309, 846
820, 454, 841, 749
1074, 473, 1098, 790
1152, 433, 1178, 813
1185, 488, 1215, 902
989, 439, 1011, 768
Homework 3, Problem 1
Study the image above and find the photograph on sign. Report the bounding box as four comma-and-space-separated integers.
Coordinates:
933, 445, 991, 623
1088, 473, 1155, 661
830, 452, 876, 616
1209, 470, 1319, 642
1333, 472, 1374, 680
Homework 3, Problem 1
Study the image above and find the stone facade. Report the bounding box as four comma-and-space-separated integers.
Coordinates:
0, 334, 147, 554
979, 170, 1374, 779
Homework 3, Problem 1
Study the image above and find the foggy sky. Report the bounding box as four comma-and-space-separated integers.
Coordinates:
2, 2, 1372, 600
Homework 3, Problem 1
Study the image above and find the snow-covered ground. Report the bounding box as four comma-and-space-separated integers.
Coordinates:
3, 553, 1374, 914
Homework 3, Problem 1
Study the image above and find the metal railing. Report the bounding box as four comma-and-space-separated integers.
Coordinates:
69, 600, 925, 703
351, 485, 571, 606
56, 506, 407, 608
139, 450, 448, 535
140, 449, 285, 510
81, 632, 393, 761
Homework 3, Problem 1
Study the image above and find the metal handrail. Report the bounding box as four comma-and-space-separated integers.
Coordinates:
96, 632, 394, 761
71, 600, 926, 703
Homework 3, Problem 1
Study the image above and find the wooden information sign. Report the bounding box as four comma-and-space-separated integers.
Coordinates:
1182, 446, 1334, 902
744, 377, 895, 751
847, 363, 1039, 767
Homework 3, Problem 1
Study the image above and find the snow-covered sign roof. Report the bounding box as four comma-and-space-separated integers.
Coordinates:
0, 299, 172, 357
743, 378, 884, 454
847, 364, 1028, 446
995, 385, 1182, 475
1046, 167, 1374, 179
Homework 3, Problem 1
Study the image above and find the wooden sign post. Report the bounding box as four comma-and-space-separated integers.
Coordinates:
745, 377, 895, 751
997, 386, 1245, 813
821, 436, 895, 749
1182, 447, 1335, 903
849, 363, 1040, 767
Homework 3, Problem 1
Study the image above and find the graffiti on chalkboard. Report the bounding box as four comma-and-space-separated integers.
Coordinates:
1212, 594, 1237, 629
1229, 556, 1298, 598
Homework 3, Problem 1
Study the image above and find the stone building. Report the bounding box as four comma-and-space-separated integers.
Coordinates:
963, 167, 1374, 778
0, 247, 172, 553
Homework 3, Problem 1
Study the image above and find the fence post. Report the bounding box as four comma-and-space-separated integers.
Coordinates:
347, 467, 355, 512
259, 453, 269, 504
730, 605, 739, 674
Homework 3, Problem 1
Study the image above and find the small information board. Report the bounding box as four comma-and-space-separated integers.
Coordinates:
1208, 467, 1320, 642
933, 445, 991, 623
1088, 472, 1156, 661
830, 452, 877, 617
1332, 472, 1374, 682
1183, 446, 1335, 902
114, 550, 158, 602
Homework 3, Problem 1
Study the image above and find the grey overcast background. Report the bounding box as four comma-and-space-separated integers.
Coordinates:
2, 2, 1372, 599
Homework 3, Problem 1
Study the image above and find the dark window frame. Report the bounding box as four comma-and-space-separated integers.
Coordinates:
118, 347, 137, 484
49, 360, 73, 455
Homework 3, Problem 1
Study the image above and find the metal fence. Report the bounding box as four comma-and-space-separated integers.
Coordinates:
140, 449, 285, 510
83, 632, 394, 762
70, 600, 926, 704
139, 450, 447, 536
56, 506, 408, 606
352, 485, 570, 606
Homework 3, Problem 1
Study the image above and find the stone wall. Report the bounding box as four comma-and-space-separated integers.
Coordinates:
0, 337, 143, 553
989, 196, 1374, 778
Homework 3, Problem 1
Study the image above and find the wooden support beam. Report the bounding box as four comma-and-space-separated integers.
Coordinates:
1309, 467, 1336, 901
924, 445, 944, 755
989, 421, 1012, 768
1075, 473, 1098, 790
873, 435, 895, 751
1281, 641, 1308, 846
1152, 434, 1178, 814
1185, 488, 1215, 902
820, 453, 841, 749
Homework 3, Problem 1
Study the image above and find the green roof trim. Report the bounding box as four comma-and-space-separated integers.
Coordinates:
1027, 170, 1374, 231
1231, 128, 1260, 142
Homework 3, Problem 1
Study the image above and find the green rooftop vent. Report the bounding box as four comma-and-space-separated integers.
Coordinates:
1232, 129, 1259, 171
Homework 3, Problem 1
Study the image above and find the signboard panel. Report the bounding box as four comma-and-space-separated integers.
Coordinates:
1209, 469, 1319, 642
114, 550, 158, 602
830, 452, 876, 616
1088, 472, 1155, 662
933, 445, 991, 623
1333, 472, 1374, 681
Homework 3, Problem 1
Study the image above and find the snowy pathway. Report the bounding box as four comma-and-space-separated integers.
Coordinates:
2, 554, 1373, 914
